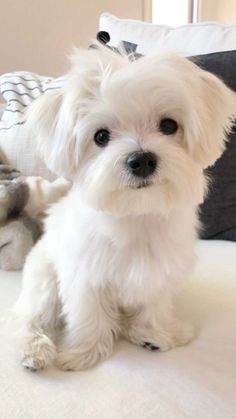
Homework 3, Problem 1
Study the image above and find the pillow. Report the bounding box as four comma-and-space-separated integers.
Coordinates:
0, 72, 53, 122
200, 128, 236, 241
0, 72, 65, 179
99, 13, 236, 57
188, 50, 236, 241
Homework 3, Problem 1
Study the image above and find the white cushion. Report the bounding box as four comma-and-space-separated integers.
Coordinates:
0, 72, 65, 178
0, 122, 55, 179
0, 240, 236, 418
99, 13, 236, 56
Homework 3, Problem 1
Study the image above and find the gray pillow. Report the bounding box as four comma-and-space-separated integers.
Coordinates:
190, 50, 236, 241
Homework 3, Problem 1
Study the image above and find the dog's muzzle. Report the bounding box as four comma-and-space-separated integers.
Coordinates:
126, 151, 157, 179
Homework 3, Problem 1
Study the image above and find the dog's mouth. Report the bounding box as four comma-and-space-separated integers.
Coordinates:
134, 180, 152, 189
120, 170, 154, 190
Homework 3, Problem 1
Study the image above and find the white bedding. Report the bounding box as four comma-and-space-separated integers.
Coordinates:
0, 240, 236, 419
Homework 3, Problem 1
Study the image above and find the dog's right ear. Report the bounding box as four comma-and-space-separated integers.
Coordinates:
27, 45, 127, 179
26, 85, 80, 179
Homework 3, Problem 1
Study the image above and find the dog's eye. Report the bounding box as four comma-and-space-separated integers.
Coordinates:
159, 118, 178, 135
94, 129, 110, 147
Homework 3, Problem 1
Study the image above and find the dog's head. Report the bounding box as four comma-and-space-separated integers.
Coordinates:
28, 45, 236, 216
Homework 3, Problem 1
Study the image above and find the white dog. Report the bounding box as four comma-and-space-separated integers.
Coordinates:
16, 44, 235, 371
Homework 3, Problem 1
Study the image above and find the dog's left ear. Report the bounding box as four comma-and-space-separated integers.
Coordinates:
186, 69, 236, 168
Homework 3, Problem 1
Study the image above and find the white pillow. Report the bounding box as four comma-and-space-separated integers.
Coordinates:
0, 72, 65, 179
99, 13, 236, 56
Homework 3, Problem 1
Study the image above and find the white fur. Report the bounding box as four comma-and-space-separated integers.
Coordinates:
15, 44, 236, 371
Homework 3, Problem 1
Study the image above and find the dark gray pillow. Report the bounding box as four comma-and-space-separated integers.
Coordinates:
189, 51, 236, 241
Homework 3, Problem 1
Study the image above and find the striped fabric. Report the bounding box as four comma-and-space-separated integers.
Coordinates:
0, 72, 66, 130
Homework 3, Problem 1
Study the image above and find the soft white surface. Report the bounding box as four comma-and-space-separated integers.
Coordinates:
99, 13, 236, 56
0, 240, 235, 419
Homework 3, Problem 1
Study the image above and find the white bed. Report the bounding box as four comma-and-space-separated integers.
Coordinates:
0, 240, 235, 419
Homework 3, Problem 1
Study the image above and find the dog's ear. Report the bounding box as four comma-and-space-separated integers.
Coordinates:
26, 45, 127, 178
185, 69, 236, 168
26, 88, 77, 178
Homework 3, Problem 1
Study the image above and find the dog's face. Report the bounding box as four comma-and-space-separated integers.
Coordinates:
28, 46, 236, 216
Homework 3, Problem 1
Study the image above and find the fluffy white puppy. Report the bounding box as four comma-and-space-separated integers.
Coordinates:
16, 45, 235, 371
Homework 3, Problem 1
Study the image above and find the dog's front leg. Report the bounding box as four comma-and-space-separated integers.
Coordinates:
15, 239, 59, 371
122, 297, 194, 352
57, 284, 120, 371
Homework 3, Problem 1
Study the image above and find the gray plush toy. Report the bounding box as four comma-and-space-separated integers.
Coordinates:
0, 160, 42, 270
0, 159, 71, 271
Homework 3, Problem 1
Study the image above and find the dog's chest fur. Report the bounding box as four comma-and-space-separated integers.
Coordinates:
46, 192, 196, 306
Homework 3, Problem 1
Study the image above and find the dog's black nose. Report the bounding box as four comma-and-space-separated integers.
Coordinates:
126, 152, 157, 178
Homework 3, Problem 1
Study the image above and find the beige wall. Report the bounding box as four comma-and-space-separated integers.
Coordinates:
0, 0, 144, 76
198, 0, 236, 22
1, 0, 235, 76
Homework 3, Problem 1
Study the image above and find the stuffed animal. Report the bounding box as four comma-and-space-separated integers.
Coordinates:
0, 160, 71, 271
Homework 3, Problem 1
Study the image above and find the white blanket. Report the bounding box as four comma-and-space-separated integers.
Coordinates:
0, 240, 235, 419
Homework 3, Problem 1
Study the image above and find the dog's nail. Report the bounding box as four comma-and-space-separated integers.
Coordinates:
142, 342, 160, 351
149, 344, 160, 351
23, 364, 37, 372
142, 342, 151, 348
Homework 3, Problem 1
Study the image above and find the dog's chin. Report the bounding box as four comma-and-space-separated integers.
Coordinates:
85, 181, 166, 218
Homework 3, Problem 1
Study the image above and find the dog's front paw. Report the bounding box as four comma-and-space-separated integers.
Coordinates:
125, 321, 194, 352
139, 332, 177, 352
21, 333, 56, 371
56, 342, 113, 371
56, 349, 99, 371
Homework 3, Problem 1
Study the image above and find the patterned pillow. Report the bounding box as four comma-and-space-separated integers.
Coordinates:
0, 72, 65, 178
0, 72, 66, 124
